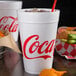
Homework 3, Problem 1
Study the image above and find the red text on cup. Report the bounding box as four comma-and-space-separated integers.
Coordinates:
0, 16, 18, 32
23, 35, 55, 60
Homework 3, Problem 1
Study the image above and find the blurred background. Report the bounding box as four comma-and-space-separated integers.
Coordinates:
0, 0, 76, 27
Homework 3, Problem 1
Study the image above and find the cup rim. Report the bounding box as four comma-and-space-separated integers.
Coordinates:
18, 8, 60, 14
0, 1, 22, 3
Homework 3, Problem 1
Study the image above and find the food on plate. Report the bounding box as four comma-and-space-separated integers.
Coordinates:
68, 34, 76, 40
58, 27, 67, 33
60, 39, 67, 42
57, 27, 76, 44
66, 27, 76, 31
39, 68, 67, 76
57, 31, 69, 39
67, 39, 76, 44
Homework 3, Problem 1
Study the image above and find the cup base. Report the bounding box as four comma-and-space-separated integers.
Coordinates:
24, 64, 52, 75
24, 69, 39, 75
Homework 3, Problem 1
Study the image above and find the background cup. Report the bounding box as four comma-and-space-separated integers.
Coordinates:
18, 8, 60, 74
0, 1, 22, 42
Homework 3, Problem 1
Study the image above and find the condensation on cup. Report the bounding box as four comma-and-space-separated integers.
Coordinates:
18, 8, 60, 74
0, 1, 22, 42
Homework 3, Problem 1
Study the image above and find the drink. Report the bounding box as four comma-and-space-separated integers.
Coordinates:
0, 1, 22, 42
18, 8, 60, 74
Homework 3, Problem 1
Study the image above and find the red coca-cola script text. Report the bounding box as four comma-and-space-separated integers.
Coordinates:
23, 35, 55, 60
0, 16, 18, 32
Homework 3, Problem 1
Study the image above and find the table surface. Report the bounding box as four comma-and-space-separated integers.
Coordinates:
0, 48, 76, 76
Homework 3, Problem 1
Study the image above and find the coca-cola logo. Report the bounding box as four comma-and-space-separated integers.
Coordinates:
23, 35, 55, 60
0, 16, 18, 32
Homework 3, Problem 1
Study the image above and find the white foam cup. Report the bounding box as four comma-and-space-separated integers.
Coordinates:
0, 1, 22, 41
18, 8, 60, 74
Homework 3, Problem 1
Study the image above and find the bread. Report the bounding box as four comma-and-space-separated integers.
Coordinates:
57, 27, 76, 39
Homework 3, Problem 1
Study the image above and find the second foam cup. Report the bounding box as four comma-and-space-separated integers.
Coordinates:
0, 1, 22, 42
18, 8, 60, 74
